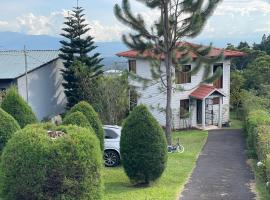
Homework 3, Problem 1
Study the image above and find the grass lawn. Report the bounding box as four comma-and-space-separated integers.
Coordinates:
103, 130, 208, 200
228, 110, 243, 129
248, 160, 270, 200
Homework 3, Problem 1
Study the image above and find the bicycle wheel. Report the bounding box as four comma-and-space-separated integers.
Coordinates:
178, 145, 184, 153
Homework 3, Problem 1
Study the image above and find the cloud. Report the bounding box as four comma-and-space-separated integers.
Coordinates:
14, 10, 125, 41
0, 21, 8, 27
16, 10, 69, 35
1, 0, 270, 44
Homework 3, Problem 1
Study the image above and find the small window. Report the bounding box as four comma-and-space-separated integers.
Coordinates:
175, 65, 191, 84
180, 99, 190, 118
104, 129, 119, 139
129, 60, 136, 73
213, 97, 220, 105
213, 64, 223, 89
130, 87, 137, 111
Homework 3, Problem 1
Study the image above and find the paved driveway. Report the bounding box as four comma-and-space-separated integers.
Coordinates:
180, 129, 256, 200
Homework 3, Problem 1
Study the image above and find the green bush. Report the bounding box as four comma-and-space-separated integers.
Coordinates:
67, 101, 104, 150
63, 111, 91, 128
0, 124, 103, 200
256, 126, 270, 161
245, 110, 270, 153
1, 87, 38, 128
0, 108, 20, 151
120, 105, 168, 185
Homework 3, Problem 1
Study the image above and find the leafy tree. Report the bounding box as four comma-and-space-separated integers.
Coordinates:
244, 55, 270, 90
114, 0, 222, 145
254, 34, 270, 55
231, 47, 266, 71
230, 71, 245, 113
1, 86, 38, 128
120, 105, 167, 185
60, 6, 103, 108
89, 73, 129, 125
237, 41, 250, 49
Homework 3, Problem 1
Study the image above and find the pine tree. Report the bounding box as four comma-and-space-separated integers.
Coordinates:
60, 6, 103, 108
114, 0, 222, 145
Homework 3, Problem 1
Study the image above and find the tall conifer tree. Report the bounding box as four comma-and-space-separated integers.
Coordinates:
60, 6, 103, 108
114, 0, 222, 145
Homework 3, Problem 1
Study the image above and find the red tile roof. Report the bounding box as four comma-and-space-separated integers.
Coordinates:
190, 85, 225, 100
117, 42, 245, 59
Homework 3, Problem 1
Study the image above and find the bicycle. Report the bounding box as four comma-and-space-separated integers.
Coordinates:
167, 138, 184, 153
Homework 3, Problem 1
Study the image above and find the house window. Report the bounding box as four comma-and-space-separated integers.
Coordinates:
129, 87, 137, 111
213, 64, 223, 89
180, 99, 190, 118
129, 60, 136, 73
213, 97, 220, 105
175, 65, 191, 84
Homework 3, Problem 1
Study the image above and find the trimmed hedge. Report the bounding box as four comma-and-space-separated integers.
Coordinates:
256, 126, 270, 162
1, 87, 38, 128
266, 155, 270, 187
67, 101, 104, 150
120, 105, 168, 185
0, 108, 20, 151
0, 124, 103, 200
245, 110, 270, 153
63, 111, 91, 129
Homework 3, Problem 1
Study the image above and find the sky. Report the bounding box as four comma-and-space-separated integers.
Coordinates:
1, 0, 270, 44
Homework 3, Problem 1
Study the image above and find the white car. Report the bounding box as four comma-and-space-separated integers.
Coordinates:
103, 125, 121, 167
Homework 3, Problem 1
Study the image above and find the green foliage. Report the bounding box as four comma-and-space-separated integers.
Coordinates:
90, 73, 129, 125
120, 105, 168, 185
60, 6, 103, 108
244, 55, 270, 90
256, 126, 270, 162
230, 71, 245, 110
254, 34, 270, 55
63, 111, 91, 128
1, 86, 38, 128
241, 90, 270, 117
266, 155, 270, 188
67, 101, 104, 150
245, 110, 270, 153
0, 108, 20, 151
0, 124, 103, 200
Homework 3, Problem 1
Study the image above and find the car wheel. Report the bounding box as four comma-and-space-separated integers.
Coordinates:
104, 150, 120, 167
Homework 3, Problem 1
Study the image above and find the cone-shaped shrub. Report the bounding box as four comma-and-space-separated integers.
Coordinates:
63, 111, 91, 128
0, 108, 20, 151
1, 87, 38, 128
67, 101, 104, 150
0, 124, 103, 200
120, 105, 168, 185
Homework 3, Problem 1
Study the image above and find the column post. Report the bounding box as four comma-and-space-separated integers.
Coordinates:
202, 98, 206, 129
218, 97, 223, 128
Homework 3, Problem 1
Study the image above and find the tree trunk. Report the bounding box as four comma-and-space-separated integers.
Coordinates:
163, 0, 173, 146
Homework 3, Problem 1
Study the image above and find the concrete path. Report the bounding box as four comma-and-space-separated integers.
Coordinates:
180, 129, 256, 200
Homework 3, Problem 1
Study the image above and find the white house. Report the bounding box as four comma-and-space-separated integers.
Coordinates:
0, 50, 67, 120
117, 42, 245, 130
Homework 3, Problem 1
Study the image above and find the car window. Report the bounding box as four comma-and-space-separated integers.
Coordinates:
104, 129, 119, 139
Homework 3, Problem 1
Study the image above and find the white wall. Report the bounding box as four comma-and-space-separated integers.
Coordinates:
131, 58, 231, 129
17, 59, 67, 120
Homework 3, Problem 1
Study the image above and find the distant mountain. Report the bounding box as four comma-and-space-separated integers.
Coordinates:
0, 31, 128, 70
0, 31, 263, 70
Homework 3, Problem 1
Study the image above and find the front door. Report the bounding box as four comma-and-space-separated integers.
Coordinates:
197, 100, 202, 124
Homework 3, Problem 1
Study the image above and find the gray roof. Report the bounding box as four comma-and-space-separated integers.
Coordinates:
0, 50, 60, 79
